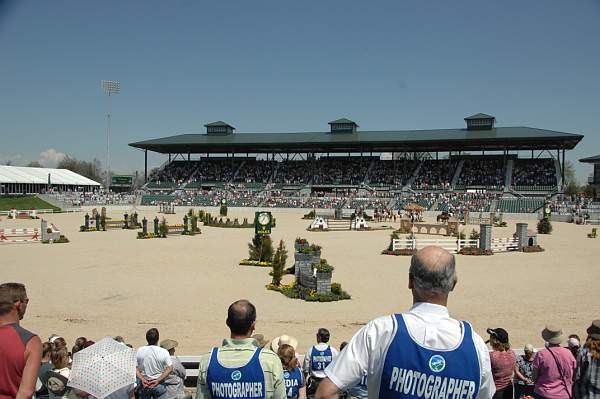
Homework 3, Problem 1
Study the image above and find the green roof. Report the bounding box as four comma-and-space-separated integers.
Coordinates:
464, 113, 495, 120
579, 155, 600, 163
129, 126, 583, 154
329, 118, 357, 125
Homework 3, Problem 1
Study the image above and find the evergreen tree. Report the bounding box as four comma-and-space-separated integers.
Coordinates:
271, 240, 288, 286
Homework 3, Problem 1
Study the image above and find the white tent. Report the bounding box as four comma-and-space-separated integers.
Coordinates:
0, 165, 100, 193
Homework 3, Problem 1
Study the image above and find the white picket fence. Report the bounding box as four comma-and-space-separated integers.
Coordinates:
392, 239, 479, 253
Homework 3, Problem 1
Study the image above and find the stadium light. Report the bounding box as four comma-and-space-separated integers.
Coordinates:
101, 80, 120, 190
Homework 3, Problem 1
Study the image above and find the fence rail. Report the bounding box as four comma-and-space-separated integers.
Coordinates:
392, 238, 479, 253
0, 208, 81, 216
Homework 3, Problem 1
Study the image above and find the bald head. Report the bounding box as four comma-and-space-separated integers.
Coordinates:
226, 299, 256, 337
409, 246, 457, 303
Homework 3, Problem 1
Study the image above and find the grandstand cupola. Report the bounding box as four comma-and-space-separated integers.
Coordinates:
205, 121, 235, 135
328, 118, 358, 134
464, 113, 495, 131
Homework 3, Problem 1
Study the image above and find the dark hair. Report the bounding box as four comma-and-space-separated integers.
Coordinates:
51, 347, 69, 369
42, 342, 52, 358
226, 300, 256, 336
146, 328, 159, 345
72, 336, 87, 355
409, 253, 456, 296
340, 341, 348, 351
317, 328, 330, 343
0, 283, 26, 315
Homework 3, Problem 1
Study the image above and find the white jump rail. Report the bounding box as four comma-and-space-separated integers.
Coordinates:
491, 237, 519, 252
0, 208, 80, 216
392, 238, 479, 253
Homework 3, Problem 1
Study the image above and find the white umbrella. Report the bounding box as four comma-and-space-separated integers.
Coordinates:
68, 337, 136, 399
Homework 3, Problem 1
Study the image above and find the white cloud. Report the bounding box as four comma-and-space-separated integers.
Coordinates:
38, 148, 66, 168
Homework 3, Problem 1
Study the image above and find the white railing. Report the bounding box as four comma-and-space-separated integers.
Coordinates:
0, 209, 80, 216
392, 238, 479, 253
491, 237, 519, 252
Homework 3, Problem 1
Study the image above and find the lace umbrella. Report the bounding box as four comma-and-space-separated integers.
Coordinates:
68, 337, 136, 399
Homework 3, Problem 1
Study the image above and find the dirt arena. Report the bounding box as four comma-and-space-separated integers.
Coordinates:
1, 207, 599, 355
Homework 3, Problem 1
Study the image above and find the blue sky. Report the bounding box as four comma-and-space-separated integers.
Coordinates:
0, 0, 598, 182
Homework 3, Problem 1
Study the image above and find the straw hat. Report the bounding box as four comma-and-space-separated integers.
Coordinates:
271, 334, 299, 352
542, 325, 564, 345
160, 339, 178, 351
251, 334, 269, 348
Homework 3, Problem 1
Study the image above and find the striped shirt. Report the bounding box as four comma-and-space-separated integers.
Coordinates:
195, 338, 286, 399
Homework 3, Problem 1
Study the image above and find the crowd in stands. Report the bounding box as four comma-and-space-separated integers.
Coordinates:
513, 159, 557, 190
436, 192, 500, 214
312, 157, 371, 186
233, 160, 276, 184
368, 159, 418, 187
456, 158, 505, 189
142, 156, 560, 195
412, 160, 457, 190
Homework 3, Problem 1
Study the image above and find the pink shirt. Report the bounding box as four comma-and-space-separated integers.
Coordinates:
489, 350, 516, 390
533, 346, 576, 399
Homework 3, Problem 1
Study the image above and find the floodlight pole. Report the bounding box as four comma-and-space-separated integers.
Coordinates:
101, 80, 120, 191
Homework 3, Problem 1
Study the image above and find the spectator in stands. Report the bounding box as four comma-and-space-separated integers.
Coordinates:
487, 327, 516, 399
513, 344, 535, 398
0, 282, 42, 399
533, 325, 576, 399
568, 334, 582, 359
271, 335, 301, 370
304, 328, 338, 397
160, 339, 190, 399
136, 328, 173, 399
278, 344, 306, 399
195, 299, 286, 399
46, 347, 73, 399
316, 246, 495, 399
573, 320, 600, 399
71, 337, 87, 356
36, 342, 53, 399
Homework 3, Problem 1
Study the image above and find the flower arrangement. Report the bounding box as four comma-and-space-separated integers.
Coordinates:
312, 259, 334, 273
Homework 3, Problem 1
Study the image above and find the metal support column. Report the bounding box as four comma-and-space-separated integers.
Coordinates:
561, 149, 566, 188
144, 150, 148, 182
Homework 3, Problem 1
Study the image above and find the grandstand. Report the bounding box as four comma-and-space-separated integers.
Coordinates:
129, 114, 583, 212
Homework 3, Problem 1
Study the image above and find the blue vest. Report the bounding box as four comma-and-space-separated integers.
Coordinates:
283, 367, 303, 399
311, 345, 333, 371
206, 347, 266, 399
378, 314, 480, 399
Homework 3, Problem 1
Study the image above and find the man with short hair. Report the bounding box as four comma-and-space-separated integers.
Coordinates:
0, 282, 42, 399
136, 328, 174, 399
195, 299, 286, 399
316, 246, 495, 399
304, 328, 339, 396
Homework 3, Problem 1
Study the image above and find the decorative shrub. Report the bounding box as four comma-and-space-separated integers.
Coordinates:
248, 234, 274, 262
469, 229, 480, 240
381, 249, 417, 256
271, 240, 288, 286
522, 245, 545, 253
220, 203, 228, 217
159, 218, 168, 238
387, 231, 400, 251
458, 231, 466, 240
313, 259, 334, 273
303, 210, 316, 219
537, 219, 553, 234
458, 247, 493, 256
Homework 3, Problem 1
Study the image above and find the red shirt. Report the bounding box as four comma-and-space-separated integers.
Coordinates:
0, 323, 36, 398
489, 349, 517, 390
